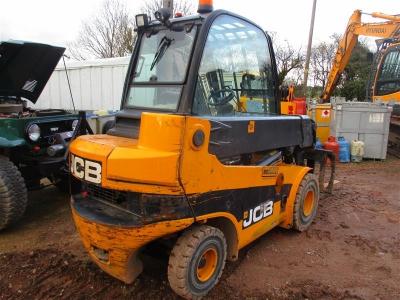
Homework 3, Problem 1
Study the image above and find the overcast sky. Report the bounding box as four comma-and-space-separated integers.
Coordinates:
0, 0, 398, 52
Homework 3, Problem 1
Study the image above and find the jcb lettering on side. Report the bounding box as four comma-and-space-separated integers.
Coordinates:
243, 200, 274, 228
70, 154, 102, 184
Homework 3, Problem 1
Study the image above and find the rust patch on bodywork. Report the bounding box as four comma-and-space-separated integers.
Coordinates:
71, 207, 194, 283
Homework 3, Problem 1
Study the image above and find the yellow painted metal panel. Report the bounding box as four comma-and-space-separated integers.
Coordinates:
280, 101, 296, 115
308, 104, 332, 143
107, 147, 180, 185
72, 207, 194, 283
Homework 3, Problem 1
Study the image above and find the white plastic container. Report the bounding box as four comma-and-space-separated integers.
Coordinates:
351, 140, 365, 162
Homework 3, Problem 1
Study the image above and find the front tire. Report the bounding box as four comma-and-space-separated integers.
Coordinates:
292, 173, 319, 232
0, 157, 28, 230
168, 225, 227, 299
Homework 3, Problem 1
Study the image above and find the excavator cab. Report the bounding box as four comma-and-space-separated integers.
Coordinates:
373, 42, 400, 103
69, 3, 334, 299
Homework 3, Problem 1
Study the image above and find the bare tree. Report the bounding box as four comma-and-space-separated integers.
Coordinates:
310, 34, 339, 88
69, 0, 135, 60
285, 67, 304, 86
140, 0, 196, 17
270, 33, 305, 86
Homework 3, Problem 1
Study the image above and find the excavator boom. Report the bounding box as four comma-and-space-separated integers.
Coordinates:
370, 12, 400, 22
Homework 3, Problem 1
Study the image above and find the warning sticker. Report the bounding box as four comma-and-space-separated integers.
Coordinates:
261, 166, 278, 177
321, 110, 330, 118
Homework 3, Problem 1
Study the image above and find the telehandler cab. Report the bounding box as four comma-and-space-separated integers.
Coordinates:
69, 1, 335, 298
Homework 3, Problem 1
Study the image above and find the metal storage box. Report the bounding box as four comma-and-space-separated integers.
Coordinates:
330, 102, 392, 159
308, 103, 332, 143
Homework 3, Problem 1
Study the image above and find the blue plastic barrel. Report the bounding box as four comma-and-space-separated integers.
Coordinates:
315, 138, 323, 150
338, 136, 350, 163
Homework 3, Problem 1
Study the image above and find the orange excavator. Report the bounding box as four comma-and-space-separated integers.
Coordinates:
321, 10, 400, 102
321, 9, 400, 156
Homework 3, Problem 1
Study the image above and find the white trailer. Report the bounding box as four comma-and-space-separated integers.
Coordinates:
34, 56, 130, 111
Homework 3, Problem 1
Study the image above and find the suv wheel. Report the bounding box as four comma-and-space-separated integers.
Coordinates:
0, 157, 28, 230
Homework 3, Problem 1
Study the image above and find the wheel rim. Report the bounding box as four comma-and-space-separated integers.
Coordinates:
303, 190, 315, 217
196, 247, 218, 282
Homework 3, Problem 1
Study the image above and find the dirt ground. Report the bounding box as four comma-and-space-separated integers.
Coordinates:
0, 158, 399, 300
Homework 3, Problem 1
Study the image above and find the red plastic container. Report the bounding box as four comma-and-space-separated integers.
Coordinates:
293, 97, 307, 115
323, 136, 339, 161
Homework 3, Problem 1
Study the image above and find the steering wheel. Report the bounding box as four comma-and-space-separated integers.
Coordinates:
207, 87, 237, 106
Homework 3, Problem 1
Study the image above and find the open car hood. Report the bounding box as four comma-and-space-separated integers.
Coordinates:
0, 40, 65, 104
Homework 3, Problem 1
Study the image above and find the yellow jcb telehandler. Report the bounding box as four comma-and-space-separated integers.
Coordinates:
69, 1, 335, 298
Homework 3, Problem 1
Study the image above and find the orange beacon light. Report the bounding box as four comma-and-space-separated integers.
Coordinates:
198, 0, 213, 14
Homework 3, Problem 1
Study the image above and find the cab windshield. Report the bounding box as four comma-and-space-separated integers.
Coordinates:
375, 48, 400, 96
126, 26, 197, 110
192, 15, 277, 117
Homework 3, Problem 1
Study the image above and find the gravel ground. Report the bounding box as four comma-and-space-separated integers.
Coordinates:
0, 158, 399, 299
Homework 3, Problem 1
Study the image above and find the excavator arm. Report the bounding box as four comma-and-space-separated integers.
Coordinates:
321, 10, 400, 102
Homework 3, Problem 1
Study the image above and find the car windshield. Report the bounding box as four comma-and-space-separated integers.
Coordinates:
126, 26, 197, 110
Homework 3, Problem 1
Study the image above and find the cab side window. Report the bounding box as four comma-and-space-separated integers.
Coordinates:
193, 15, 276, 116
376, 49, 400, 96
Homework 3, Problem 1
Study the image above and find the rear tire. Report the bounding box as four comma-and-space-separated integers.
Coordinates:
0, 157, 28, 230
168, 225, 227, 299
293, 173, 319, 232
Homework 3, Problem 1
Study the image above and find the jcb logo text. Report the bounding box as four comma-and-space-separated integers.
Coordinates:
243, 200, 274, 228
70, 154, 102, 184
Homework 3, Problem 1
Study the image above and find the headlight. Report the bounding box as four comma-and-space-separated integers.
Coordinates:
72, 120, 79, 131
27, 124, 40, 142
135, 14, 149, 28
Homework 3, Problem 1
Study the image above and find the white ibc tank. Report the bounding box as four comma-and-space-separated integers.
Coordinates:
331, 102, 392, 160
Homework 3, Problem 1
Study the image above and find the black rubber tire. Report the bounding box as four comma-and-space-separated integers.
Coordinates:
293, 173, 319, 232
168, 225, 227, 299
0, 157, 28, 230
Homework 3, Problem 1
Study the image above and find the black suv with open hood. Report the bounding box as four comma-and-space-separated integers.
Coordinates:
0, 40, 79, 231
